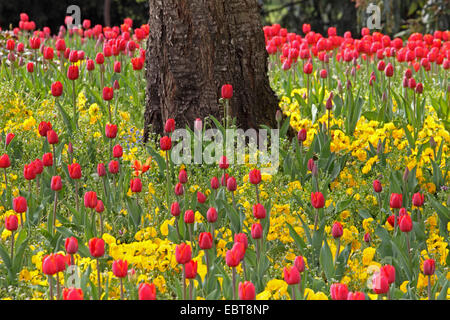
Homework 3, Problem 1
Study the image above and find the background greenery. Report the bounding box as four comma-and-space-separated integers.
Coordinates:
0, 0, 448, 37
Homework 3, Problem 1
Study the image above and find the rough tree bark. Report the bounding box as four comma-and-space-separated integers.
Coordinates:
144, 0, 279, 141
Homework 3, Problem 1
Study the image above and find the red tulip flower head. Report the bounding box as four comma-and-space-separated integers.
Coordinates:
175, 243, 192, 264
138, 283, 156, 300
206, 207, 218, 223
13, 196, 27, 213
130, 178, 142, 193
89, 238, 105, 258
294, 256, 305, 273
0, 154, 11, 168
160, 136, 172, 151
199, 232, 213, 250
5, 215, 18, 232
311, 192, 325, 209
184, 260, 198, 279
68, 163, 82, 179
105, 123, 118, 139
389, 193, 403, 209
423, 259, 435, 276
51, 81, 63, 97
164, 118, 175, 133
284, 265, 300, 285
84, 191, 98, 209
112, 259, 128, 278
63, 288, 84, 300
238, 281, 255, 300
330, 283, 349, 300
253, 203, 266, 219
251, 223, 263, 239
51, 176, 63, 191
221, 84, 233, 99
399, 214, 413, 233
249, 169, 261, 185
65, 237, 78, 255
332, 222, 343, 239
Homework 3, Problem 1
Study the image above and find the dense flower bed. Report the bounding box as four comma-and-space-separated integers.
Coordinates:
0, 14, 448, 300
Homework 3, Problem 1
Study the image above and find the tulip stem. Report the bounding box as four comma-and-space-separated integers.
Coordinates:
255, 184, 260, 204
56, 272, 61, 300
205, 249, 210, 280
72, 80, 77, 130
165, 151, 171, 219
10, 230, 14, 263
334, 238, 340, 264
52, 144, 56, 175
175, 218, 181, 241
52, 191, 58, 234
96, 258, 102, 299
75, 180, 79, 212
313, 208, 319, 232
232, 267, 237, 300
3, 168, 7, 195
291, 286, 296, 300
120, 277, 124, 300
99, 212, 104, 237
243, 260, 247, 281
48, 275, 53, 300
189, 279, 193, 300
183, 264, 186, 300
427, 275, 432, 300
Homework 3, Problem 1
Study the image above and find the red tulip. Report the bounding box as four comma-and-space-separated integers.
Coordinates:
42, 254, 58, 275
226, 176, 237, 192
219, 156, 229, 169
42, 153, 53, 167
197, 191, 206, 204
108, 160, 119, 174
347, 291, 365, 300
95, 52, 104, 64
297, 128, 307, 142
23, 163, 37, 180
63, 288, 83, 300
47, 129, 59, 145
221, 84, 233, 99
423, 259, 435, 276
138, 283, 156, 300
238, 281, 255, 300
330, 283, 349, 300
105, 124, 117, 139
251, 223, 263, 239
88, 238, 105, 258
113, 144, 123, 158
249, 169, 261, 185
234, 233, 248, 250
294, 256, 305, 273
184, 260, 197, 279
253, 203, 266, 219
0, 154, 11, 168
175, 243, 191, 264
55, 253, 67, 272
13, 196, 27, 213
412, 192, 424, 207
38, 121, 52, 137
381, 264, 396, 284
65, 237, 78, 254
389, 193, 403, 209
225, 248, 241, 267
178, 169, 187, 184
113, 61, 121, 73
174, 182, 184, 196
5, 133, 15, 146
210, 177, 219, 190
372, 272, 389, 294
68, 163, 82, 179
284, 265, 300, 285
199, 232, 213, 250
67, 65, 79, 80
385, 63, 394, 77
171, 202, 180, 217
84, 191, 98, 209
130, 178, 142, 193
303, 62, 313, 74
95, 200, 104, 213
5, 215, 18, 231
164, 118, 175, 133
399, 214, 413, 232
51, 176, 62, 191
97, 163, 106, 177
184, 210, 195, 224
26, 62, 34, 73
373, 180, 382, 193
86, 59, 95, 71
112, 259, 128, 278
131, 57, 144, 70
332, 222, 343, 239
207, 207, 218, 223
311, 192, 325, 209
103, 87, 114, 101
160, 136, 172, 151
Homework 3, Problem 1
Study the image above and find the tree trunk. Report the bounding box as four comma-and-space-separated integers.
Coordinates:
104, 0, 111, 27
144, 0, 278, 141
